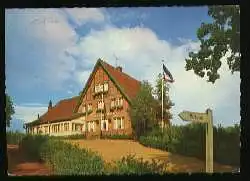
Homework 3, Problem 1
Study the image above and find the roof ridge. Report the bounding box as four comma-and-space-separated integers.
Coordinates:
101, 60, 141, 83
39, 96, 79, 120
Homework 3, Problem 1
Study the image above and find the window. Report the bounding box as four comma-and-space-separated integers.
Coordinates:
117, 118, 122, 129
64, 123, 69, 131
114, 117, 124, 129
95, 84, 103, 93
111, 99, 115, 109
95, 85, 98, 93
82, 121, 86, 132
88, 121, 95, 132
116, 98, 123, 107
82, 105, 86, 113
45, 126, 48, 134
75, 124, 82, 131
98, 101, 104, 110
104, 82, 108, 92
99, 84, 104, 92
101, 120, 108, 131
87, 104, 92, 112
56, 124, 59, 132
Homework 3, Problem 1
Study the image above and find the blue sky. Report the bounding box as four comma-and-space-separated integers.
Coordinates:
5, 7, 240, 132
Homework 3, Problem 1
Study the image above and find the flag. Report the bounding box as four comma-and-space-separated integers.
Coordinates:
163, 64, 174, 83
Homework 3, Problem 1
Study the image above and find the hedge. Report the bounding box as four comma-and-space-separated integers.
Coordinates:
139, 124, 240, 167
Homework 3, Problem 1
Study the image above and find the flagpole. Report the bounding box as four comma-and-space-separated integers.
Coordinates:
161, 60, 164, 133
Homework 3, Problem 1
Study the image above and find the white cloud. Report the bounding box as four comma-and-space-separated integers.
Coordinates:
13, 104, 48, 123
20, 103, 47, 107
6, 8, 240, 126
64, 8, 105, 26
68, 26, 240, 126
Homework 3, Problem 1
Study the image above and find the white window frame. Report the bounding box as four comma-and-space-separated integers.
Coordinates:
114, 117, 124, 129
82, 121, 86, 132
87, 104, 92, 111
121, 118, 124, 129
101, 120, 108, 131
104, 82, 108, 92
117, 118, 121, 129
99, 84, 104, 92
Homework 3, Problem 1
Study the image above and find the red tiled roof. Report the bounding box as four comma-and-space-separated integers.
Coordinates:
101, 60, 141, 100
39, 96, 79, 123
31, 59, 141, 124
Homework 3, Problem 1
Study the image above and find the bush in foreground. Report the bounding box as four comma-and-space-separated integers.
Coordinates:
111, 154, 168, 175
7, 131, 26, 145
40, 139, 105, 175
19, 134, 49, 160
19, 134, 170, 175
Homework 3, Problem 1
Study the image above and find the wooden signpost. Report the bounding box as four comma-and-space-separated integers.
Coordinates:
178, 109, 213, 173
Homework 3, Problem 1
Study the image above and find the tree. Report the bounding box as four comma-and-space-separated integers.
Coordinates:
129, 81, 158, 139
185, 5, 240, 83
5, 93, 15, 127
154, 73, 174, 126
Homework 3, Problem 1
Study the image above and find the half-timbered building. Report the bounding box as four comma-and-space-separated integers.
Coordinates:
25, 59, 141, 138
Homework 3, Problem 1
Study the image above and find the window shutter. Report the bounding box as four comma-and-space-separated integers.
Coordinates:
121, 118, 124, 129
105, 120, 109, 131
104, 83, 108, 91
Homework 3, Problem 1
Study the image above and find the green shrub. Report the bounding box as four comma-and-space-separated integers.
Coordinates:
18, 134, 171, 175
7, 131, 26, 144
19, 134, 49, 160
40, 139, 105, 175
111, 154, 168, 175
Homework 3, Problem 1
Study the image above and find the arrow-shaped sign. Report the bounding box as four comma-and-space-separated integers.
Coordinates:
178, 109, 214, 173
178, 111, 208, 123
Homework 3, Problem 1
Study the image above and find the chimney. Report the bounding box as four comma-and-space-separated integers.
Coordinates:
116, 66, 122, 72
48, 100, 52, 111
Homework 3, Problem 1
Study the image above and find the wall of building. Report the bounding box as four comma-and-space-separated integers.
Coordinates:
77, 66, 132, 136
26, 117, 86, 136
26, 65, 134, 137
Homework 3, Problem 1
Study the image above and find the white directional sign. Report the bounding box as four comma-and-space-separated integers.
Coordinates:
178, 111, 209, 123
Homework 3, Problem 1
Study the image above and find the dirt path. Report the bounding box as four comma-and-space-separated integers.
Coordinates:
68, 139, 235, 173
7, 144, 51, 176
